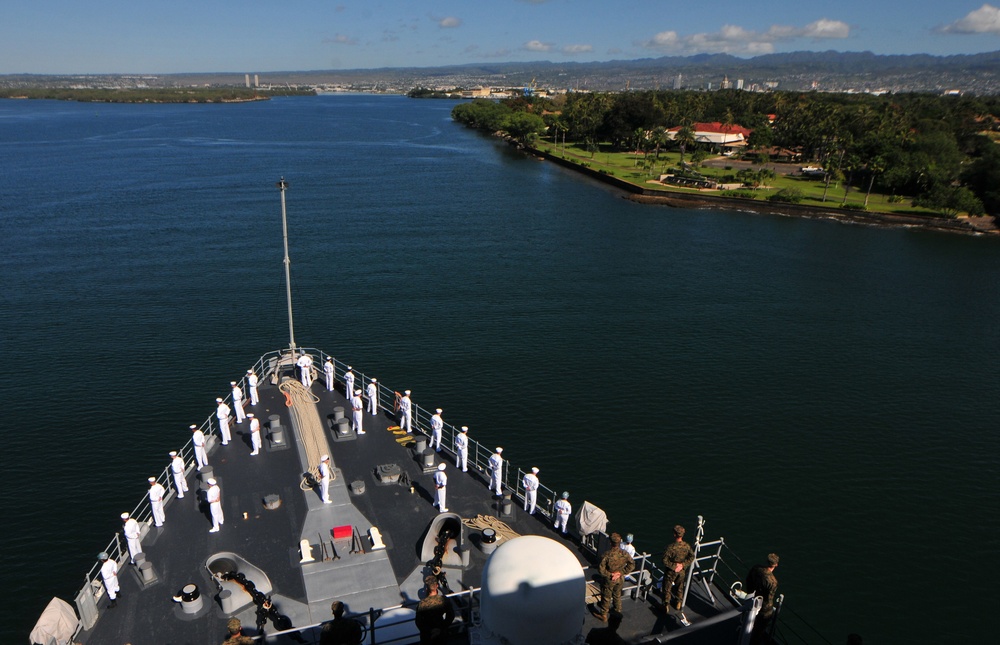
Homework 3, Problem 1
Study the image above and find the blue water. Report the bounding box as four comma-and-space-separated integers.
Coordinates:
2, 95, 998, 644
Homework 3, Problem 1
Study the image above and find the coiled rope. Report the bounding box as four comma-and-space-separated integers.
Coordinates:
277, 378, 335, 490
462, 515, 521, 543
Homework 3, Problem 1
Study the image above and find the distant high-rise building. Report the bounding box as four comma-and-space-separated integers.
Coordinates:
673, 74, 682, 90
245, 74, 250, 88
254, 74, 259, 88
721, 75, 731, 89
736, 78, 744, 90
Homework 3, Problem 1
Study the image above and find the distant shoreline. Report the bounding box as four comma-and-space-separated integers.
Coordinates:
525, 144, 999, 238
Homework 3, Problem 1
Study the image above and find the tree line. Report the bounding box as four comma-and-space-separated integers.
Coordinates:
452, 89, 1000, 217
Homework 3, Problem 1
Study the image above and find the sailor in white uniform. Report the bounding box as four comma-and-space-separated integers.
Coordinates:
344, 367, 355, 402
487, 447, 504, 496
191, 424, 209, 469
207, 478, 224, 532
246, 369, 259, 406
319, 455, 332, 504
522, 467, 540, 514
433, 463, 448, 512
324, 357, 335, 391
169, 451, 188, 498
351, 389, 365, 435
297, 353, 313, 387
216, 398, 231, 445
620, 533, 636, 558
430, 408, 444, 451
399, 389, 413, 433
455, 426, 469, 472
98, 552, 119, 607
366, 378, 378, 415
553, 492, 572, 535
121, 512, 142, 563
148, 477, 166, 527
231, 381, 245, 424
248, 413, 261, 455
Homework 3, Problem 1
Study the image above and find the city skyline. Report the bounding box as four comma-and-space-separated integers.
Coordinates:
4, 1, 1000, 75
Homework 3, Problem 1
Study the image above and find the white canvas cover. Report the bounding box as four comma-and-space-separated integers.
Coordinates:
576, 500, 608, 537
29, 597, 78, 645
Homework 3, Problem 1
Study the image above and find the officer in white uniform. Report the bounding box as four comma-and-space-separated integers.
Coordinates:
207, 478, 224, 532
148, 476, 166, 527
249, 413, 261, 455
231, 381, 245, 424
344, 367, 355, 402
522, 467, 540, 514
399, 390, 413, 433
216, 398, 232, 445
297, 353, 313, 387
246, 369, 259, 406
169, 451, 188, 498
366, 378, 378, 415
319, 455, 332, 504
191, 424, 209, 469
553, 492, 572, 534
430, 408, 444, 451
488, 447, 504, 496
455, 426, 469, 472
324, 357, 335, 391
98, 552, 119, 607
433, 463, 448, 512
121, 512, 142, 563
351, 389, 365, 435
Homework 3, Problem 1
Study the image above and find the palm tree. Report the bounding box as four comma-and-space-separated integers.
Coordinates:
676, 125, 696, 165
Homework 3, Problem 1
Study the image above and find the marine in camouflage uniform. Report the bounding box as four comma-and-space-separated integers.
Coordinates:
745, 553, 779, 618
661, 525, 695, 611
594, 533, 635, 620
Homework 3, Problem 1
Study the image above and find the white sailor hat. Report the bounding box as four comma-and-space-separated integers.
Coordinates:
321, 454, 330, 461
230, 381, 236, 386
531, 467, 539, 474
495, 447, 503, 453
460, 426, 468, 433
346, 366, 353, 371
169, 451, 177, 457
216, 397, 223, 402
404, 390, 411, 395
247, 413, 254, 418
148, 477, 156, 483
121, 512, 130, 520
207, 478, 217, 485
438, 463, 447, 471
435, 408, 443, 414
325, 357, 332, 362
247, 369, 253, 373
371, 378, 377, 383
190, 424, 198, 430
354, 389, 362, 395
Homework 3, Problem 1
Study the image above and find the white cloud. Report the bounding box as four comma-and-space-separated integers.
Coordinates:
644, 18, 850, 55
562, 44, 593, 54
524, 40, 553, 52
938, 4, 1000, 34
325, 34, 357, 46
439, 16, 461, 29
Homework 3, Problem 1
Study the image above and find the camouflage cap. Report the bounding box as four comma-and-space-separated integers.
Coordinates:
767, 553, 780, 566
673, 525, 686, 537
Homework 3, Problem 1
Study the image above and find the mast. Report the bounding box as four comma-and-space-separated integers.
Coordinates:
276, 177, 297, 353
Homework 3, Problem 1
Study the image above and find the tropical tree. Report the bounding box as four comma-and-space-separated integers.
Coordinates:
675, 125, 695, 165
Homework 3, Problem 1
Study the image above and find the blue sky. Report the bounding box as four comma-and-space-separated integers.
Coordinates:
4, 1, 1000, 74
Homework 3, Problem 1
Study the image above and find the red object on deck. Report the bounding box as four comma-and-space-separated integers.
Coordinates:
332, 525, 352, 539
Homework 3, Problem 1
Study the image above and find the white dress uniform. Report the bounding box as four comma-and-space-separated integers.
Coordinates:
122, 514, 142, 563
100, 556, 119, 601
522, 469, 540, 514
247, 370, 259, 406
216, 399, 232, 445
488, 449, 504, 495
207, 479, 224, 532
554, 496, 572, 534
399, 391, 413, 433
170, 452, 188, 498
297, 354, 313, 387
620, 541, 636, 558
324, 359, 335, 391
148, 478, 166, 527
430, 409, 443, 451
455, 427, 469, 472
344, 369, 355, 401
249, 414, 261, 455
366, 379, 378, 415
319, 457, 332, 504
192, 425, 209, 469
351, 391, 365, 435
434, 464, 448, 512
231, 382, 245, 423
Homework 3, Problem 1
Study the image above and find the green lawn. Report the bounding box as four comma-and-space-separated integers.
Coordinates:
535, 140, 942, 217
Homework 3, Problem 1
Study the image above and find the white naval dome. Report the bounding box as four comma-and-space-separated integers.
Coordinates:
480, 535, 585, 645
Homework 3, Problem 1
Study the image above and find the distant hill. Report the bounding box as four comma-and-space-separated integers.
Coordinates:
4, 50, 1000, 94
